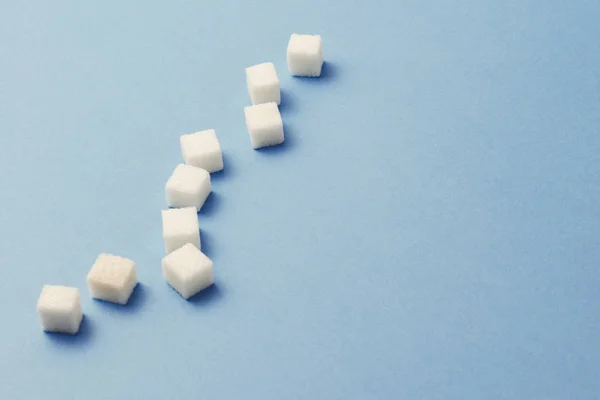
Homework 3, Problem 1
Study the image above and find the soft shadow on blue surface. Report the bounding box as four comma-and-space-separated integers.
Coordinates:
210, 154, 233, 181
278, 89, 295, 114
255, 123, 295, 155
199, 229, 214, 257
93, 283, 147, 313
44, 315, 94, 347
293, 61, 337, 83
187, 284, 223, 306
198, 192, 221, 216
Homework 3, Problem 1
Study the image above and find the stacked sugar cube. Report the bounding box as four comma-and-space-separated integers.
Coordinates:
36, 33, 324, 335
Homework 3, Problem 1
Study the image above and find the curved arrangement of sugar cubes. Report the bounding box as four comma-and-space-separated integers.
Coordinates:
36, 33, 323, 334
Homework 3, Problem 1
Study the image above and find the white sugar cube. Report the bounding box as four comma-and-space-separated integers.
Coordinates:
161, 207, 200, 254
87, 254, 138, 305
37, 285, 83, 334
166, 164, 211, 210
244, 102, 284, 149
180, 129, 224, 173
287, 34, 323, 77
162, 243, 214, 299
246, 62, 281, 105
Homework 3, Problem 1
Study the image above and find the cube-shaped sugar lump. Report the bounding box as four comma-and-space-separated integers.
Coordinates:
246, 62, 281, 105
166, 164, 211, 210
287, 34, 323, 77
37, 285, 83, 334
180, 129, 224, 173
162, 207, 200, 254
162, 243, 214, 299
87, 254, 138, 305
244, 102, 284, 149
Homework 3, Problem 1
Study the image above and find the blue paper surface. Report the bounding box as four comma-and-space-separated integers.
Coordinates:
1, 1, 599, 398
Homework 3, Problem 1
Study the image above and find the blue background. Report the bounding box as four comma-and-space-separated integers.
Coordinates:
1, 1, 599, 398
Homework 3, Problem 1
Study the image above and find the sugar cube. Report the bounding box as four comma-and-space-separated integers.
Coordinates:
37, 285, 83, 334
87, 254, 138, 305
244, 102, 284, 149
246, 62, 281, 105
287, 34, 323, 77
180, 129, 224, 173
166, 164, 211, 210
162, 243, 214, 299
161, 207, 200, 254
